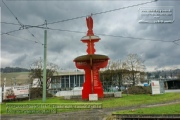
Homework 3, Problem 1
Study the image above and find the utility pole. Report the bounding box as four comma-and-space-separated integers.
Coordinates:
14, 77, 16, 86
42, 30, 47, 102
4, 78, 6, 87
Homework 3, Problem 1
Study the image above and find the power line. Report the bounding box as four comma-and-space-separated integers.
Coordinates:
26, 29, 43, 45
2, 23, 179, 46
3, 24, 178, 44
2, 0, 179, 46
93, 0, 156, 16
172, 39, 180, 42
2, 0, 24, 27
47, 27, 180, 46
1, 0, 157, 37
46, 16, 87, 25
46, 27, 180, 44
1, 29, 24, 35
94, 33, 172, 42
173, 42, 180, 46
172, 39, 180, 46
40, 0, 158, 26
0, 25, 47, 35
47, 27, 86, 34
1, 22, 20, 26
2, 0, 43, 44
0, 0, 158, 45
1, 0, 157, 30
3, 33, 43, 45
173, 41, 180, 46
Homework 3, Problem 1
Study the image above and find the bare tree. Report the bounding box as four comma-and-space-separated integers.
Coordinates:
122, 54, 145, 86
29, 58, 59, 89
100, 59, 124, 89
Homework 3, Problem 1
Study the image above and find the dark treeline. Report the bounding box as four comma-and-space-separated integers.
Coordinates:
0, 67, 30, 73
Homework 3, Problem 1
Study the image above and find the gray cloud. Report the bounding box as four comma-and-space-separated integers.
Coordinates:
1, 0, 180, 71
12, 54, 28, 66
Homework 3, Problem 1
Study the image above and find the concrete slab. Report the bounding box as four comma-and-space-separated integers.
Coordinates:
89, 94, 98, 101
114, 92, 122, 98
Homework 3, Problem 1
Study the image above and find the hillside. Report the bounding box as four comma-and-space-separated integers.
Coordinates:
0, 72, 30, 86
0, 67, 30, 73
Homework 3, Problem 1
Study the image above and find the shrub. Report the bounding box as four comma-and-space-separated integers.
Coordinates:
122, 86, 151, 94
30, 88, 52, 99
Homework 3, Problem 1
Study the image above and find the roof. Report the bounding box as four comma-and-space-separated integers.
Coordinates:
53, 71, 85, 77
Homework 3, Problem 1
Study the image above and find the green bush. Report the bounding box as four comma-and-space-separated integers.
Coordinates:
122, 86, 151, 94
30, 88, 52, 99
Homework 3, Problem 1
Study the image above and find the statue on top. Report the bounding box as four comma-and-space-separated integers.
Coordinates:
86, 16, 94, 36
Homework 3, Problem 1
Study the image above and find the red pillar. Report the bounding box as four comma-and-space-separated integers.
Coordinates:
74, 16, 109, 100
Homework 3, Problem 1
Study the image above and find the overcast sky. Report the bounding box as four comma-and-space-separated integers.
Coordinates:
1, 0, 180, 71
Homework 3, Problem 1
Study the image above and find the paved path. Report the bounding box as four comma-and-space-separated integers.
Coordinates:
1, 100, 180, 120
165, 89, 180, 93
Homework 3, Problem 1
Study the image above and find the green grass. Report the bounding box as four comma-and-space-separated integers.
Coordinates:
113, 103, 180, 114
1, 93, 180, 115
99, 92, 180, 108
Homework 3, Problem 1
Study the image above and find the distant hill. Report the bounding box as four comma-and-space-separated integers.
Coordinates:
0, 72, 30, 86
0, 67, 30, 73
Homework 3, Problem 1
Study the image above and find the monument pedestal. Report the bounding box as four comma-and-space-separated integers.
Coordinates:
114, 92, 122, 98
75, 55, 108, 99
89, 94, 98, 101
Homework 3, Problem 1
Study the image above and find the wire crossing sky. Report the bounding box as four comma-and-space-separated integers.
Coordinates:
1, 0, 180, 71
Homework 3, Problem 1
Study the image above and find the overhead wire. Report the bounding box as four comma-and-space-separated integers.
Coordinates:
172, 39, 180, 42
46, 27, 178, 43
173, 42, 180, 46
2, 0, 179, 46
47, 0, 157, 25
92, 0, 157, 16
2, 0, 24, 27
26, 29, 43, 45
94, 33, 173, 42
1, 0, 157, 35
46, 27, 86, 34
1, 0, 158, 30
2, 0, 43, 45
172, 39, 180, 46
4, 33, 43, 45
2, 24, 179, 46
48, 27, 180, 46
1, 29, 24, 35
1, 22, 20, 26
0, 24, 47, 35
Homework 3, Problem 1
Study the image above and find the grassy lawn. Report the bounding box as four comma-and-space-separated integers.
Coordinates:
99, 92, 180, 108
1, 93, 180, 115
113, 103, 180, 114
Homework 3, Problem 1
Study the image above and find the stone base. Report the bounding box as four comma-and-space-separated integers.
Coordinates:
64, 95, 81, 100
89, 94, 98, 101
104, 92, 114, 98
114, 92, 122, 98
64, 96, 71, 100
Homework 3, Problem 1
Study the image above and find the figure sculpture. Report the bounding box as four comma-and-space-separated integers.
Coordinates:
86, 16, 94, 36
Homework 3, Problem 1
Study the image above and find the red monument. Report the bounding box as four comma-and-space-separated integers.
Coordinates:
74, 16, 109, 100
